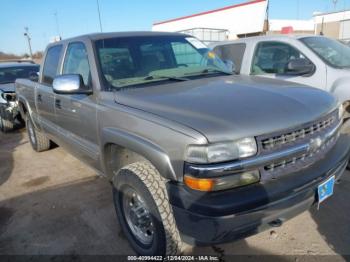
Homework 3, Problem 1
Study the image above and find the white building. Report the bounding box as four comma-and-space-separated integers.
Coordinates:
268, 19, 314, 35
314, 10, 350, 41
152, 0, 319, 43
152, 0, 269, 43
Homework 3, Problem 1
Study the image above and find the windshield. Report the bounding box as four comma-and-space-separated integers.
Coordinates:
300, 36, 350, 68
95, 35, 231, 89
0, 65, 39, 84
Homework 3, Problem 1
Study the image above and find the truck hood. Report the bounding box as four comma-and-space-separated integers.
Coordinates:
0, 83, 15, 93
114, 75, 337, 142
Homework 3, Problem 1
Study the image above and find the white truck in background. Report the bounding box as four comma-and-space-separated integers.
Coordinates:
211, 35, 350, 119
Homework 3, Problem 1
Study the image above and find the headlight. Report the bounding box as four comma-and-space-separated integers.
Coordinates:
338, 103, 345, 120
185, 137, 257, 164
0, 91, 6, 104
184, 170, 260, 191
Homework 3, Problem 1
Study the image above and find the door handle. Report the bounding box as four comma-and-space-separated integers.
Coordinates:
55, 99, 61, 109
37, 94, 42, 102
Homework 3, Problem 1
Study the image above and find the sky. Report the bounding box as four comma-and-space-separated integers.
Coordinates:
0, 0, 349, 55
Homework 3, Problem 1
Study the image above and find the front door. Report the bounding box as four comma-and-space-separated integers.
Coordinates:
250, 41, 327, 89
54, 42, 99, 167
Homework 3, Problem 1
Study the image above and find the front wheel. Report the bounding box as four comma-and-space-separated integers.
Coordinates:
113, 162, 183, 256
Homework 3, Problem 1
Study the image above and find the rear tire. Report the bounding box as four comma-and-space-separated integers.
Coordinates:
26, 116, 50, 152
113, 161, 183, 256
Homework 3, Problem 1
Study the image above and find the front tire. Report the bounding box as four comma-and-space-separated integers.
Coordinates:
26, 116, 50, 152
113, 161, 182, 256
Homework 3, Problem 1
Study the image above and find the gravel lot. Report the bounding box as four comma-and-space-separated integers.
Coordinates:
0, 129, 349, 260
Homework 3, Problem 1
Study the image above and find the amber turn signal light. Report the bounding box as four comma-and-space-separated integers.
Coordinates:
184, 176, 215, 191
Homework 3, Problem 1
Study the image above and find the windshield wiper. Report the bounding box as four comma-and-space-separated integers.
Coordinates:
199, 68, 232, 75
184, 68, 232, 77
143, 75, 190, 81
110, 75, 189, 90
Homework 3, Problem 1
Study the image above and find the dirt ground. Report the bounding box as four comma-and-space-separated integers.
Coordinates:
0, 129, 349, 260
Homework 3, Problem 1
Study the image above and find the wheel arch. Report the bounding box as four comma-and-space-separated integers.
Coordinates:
101, 127, 177, 181
331, 79, 350, 119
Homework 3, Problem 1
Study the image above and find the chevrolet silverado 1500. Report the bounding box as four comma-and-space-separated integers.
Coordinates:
15, 32, 349, 256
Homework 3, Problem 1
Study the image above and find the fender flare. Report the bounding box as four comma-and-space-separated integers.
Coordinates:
17, 95, 41, 130
100, 127, 177, 181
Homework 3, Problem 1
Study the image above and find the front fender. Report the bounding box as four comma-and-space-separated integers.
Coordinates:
100, 127, 177, 181
331, 77, 350, 104
331, 77, 350, 118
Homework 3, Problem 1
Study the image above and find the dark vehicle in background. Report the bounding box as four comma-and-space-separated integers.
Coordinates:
0, 61, 39, 131
16, 32, 349, 256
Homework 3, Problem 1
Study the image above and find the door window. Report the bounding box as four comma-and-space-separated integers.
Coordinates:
63, 42, 91, 85
251, 42, 309, 75
42, 45, 63, 85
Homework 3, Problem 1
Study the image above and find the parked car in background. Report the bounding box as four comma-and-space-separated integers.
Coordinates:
211, 35, 350, 119
16, 32, 349, 256
0, 61, 39, 132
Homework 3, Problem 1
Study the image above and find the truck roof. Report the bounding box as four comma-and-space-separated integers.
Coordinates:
0, 61, 39, 68
210, 34, 323, 47
47, 31, 190, 47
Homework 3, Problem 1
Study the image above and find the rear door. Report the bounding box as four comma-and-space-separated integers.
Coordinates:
36, 45, 63, 134
54, 42, 99, 167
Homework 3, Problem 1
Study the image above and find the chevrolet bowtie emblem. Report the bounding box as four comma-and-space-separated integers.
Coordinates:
308, 137, 323, 152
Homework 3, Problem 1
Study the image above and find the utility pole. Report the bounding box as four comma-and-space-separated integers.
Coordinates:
96, 0, 103, 32
333, 0, 338, 10
23, 27, 33, 59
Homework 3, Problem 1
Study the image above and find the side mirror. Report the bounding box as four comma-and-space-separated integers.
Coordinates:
29, 71, 39, 82
223, 59, 237, 74
53, 74, 92, 95
286, 58, 315, 76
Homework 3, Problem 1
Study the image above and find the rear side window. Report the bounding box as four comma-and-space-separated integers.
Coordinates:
63, 42, 91, 85
42, 45, 63, 85
213, 43, 246, 72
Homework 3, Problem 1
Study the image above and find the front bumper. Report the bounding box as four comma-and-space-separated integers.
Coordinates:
0, 91, 20, 122
167, 133, 350, 246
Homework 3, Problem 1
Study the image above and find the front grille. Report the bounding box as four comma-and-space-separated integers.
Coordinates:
261, 115, 335, 151
257, 110, 340, 179
264, 130, 339, 174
